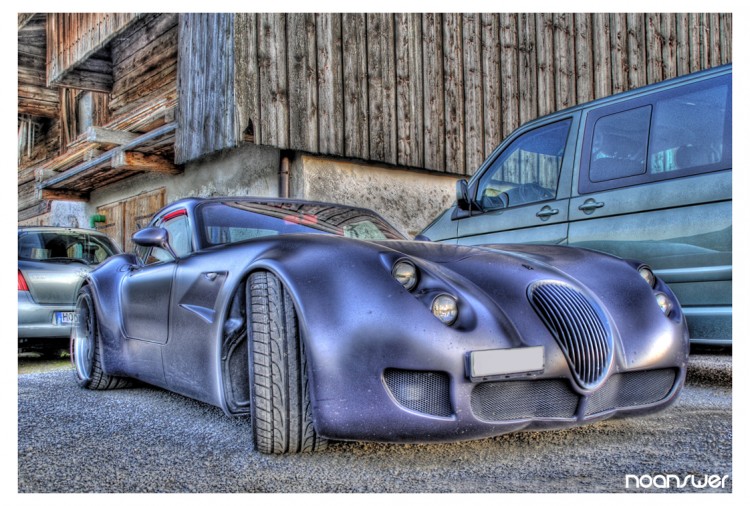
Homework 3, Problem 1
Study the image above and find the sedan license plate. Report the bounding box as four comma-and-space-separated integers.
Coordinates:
54, 311, 76, 326
468, 346, 544, 379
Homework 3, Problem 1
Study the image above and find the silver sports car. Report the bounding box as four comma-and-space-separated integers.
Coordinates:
18, 226, 120, 354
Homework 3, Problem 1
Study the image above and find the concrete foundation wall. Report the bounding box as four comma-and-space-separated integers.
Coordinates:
291, 155, 459, 237
86, 143, 280, 217
84, 142, 458, 238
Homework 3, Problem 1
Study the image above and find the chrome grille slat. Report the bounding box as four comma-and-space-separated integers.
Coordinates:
530, 282, 613, 389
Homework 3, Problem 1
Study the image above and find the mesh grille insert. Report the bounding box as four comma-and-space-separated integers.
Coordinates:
530, 282, 613, 389
585, 368, 677, 416
471, 379, 579, 422
383, 369, 452, 417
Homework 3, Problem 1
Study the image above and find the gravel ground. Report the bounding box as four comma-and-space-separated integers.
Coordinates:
17, 356, 731, 494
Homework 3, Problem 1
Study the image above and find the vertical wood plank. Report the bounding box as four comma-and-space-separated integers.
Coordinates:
536, 13, 555, 117
661, 13, 677, 80
719, 13, 732, 65
235, 13, 260, 142
342, 13, 369, 160
442, 13, 465, 174
610, 13, 628, 94
646, 13, 663, 84
462, 13, 483, 172
316, 13, 344, 155
287, 13, 318, 152
395, 13, 424, 168
627, 13, 646, 89
553, 13, 575, 110
367, 13, 397, 165
592, 14, 612, 99
574, 13, 594, 105
422, 13, 445, 171
688, 13, 701, 73
708, 13, 721, 67
258, 13, 289, 148
481, 13, 502, 158
518, 14, 537, 125
500, 13, 519, 138
675, 13, 690, 76
698, 13, 710, 69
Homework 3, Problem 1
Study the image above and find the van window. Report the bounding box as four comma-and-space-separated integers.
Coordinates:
580, 73, 731, 193
476, 119, 571, 210
589, 106, 651, 182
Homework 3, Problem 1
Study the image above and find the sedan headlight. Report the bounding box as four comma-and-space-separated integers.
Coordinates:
431, 294, 458, 325
392, 260, 418, 291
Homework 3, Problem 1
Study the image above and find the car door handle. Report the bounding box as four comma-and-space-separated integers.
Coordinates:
578, 199, 605, 214
536, 205, 560, 220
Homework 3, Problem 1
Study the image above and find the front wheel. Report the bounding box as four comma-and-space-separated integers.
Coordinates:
247, 271, 327, 454
71, 286, 131, 390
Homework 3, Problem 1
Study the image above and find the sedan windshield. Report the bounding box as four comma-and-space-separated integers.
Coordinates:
18, 230, 119, 265
200, 201, 405, 246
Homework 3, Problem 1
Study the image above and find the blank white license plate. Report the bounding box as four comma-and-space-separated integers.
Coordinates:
54, 312, 75, 326
468, 346, 544, 379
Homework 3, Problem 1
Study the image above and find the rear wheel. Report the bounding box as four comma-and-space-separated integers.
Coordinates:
247, 271, 327, 454
71, 286, 131, 390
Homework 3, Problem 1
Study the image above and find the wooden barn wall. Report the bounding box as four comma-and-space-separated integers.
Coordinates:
175, 13, 236, 164
178, 13, 733, 175
109, 13, 179, 118
46, 13, 140, 86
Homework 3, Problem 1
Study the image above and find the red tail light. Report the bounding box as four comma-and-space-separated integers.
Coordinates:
18, 270, 29, 291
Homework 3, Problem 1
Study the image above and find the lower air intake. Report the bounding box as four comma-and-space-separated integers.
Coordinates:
585, 368, 677, 416
383, 369, 452, 417
471, 379, 579, 422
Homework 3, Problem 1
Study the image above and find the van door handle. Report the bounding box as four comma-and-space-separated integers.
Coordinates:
536, 205, 560, 220
578, 199, 605, 214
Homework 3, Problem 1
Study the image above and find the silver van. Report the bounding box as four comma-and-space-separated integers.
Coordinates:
420, 65, 731, 345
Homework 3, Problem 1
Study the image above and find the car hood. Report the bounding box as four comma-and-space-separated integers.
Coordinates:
18, 260, 91, 305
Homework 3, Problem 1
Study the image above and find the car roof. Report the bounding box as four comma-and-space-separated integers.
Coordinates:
18, 226, 111, 237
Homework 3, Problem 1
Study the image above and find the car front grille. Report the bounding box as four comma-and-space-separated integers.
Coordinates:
585, 368, 677, 416
471, 379, 579, 421
383, 369, 452, 417
530, 282, 613, 389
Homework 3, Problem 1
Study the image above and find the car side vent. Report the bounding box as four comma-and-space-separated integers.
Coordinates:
383, 369, 452, 418
530, 282, 613, 389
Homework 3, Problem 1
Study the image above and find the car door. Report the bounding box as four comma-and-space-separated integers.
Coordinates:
456, 116, 578, 246
120, 210, 193, 344
567, 71, 732, 343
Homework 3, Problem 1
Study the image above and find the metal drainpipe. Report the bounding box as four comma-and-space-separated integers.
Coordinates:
279, 153, 290, 198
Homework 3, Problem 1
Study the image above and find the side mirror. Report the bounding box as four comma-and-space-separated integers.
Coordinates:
456, 179, 471, 211
132, 227, 177, 259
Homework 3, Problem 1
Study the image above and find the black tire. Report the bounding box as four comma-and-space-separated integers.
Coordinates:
247, 271, 328, 454
70, 285, 131, 390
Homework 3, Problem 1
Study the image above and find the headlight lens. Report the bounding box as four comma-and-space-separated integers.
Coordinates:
655, 292, 673, 315
392, 260, 418, 291
638, 266, 656, 288
431, 294, 458, 325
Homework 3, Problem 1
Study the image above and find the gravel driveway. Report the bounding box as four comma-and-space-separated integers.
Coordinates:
18, 359, 731, 493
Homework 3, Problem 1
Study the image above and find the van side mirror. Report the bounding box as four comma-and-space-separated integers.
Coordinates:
456, 179, 471, 211
132, 227, 177, 259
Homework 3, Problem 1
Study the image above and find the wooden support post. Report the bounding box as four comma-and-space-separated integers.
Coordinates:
85, 126, 139, 146
111, 151, 180, 174
40, 189, 89, 202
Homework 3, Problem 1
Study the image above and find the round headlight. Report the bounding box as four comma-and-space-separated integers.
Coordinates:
431, 294, 458, 325
655, 292, 673, 315
392, 260, 418, 291
639, 266, 656, 288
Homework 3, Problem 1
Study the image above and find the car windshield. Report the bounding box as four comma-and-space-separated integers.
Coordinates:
18, 230, 119, 265
200, 201, 406, 246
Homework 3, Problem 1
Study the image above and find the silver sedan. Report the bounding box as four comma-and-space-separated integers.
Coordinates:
18, 226, 120, 354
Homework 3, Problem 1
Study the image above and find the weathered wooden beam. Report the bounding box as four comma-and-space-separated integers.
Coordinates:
40, 189, 88, 202
111, 151, 180, 174
18, 13, 36, 30
53, 69, 113, 93
85, 126, 138, 146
